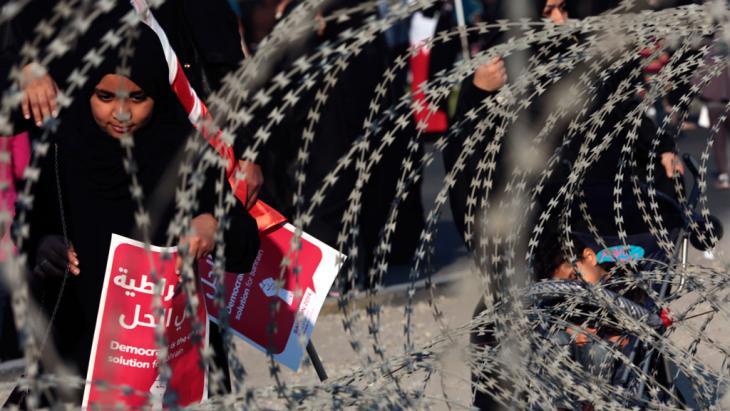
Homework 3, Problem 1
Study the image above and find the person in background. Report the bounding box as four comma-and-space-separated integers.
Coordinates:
237, 0, 425, 290
0, 131, 30, 361
466, 1, 683, 408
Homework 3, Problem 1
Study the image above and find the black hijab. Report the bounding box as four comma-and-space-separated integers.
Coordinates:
57, 21, 192, 202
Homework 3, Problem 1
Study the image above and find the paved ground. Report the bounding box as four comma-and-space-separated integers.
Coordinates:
231, 266, 481, 409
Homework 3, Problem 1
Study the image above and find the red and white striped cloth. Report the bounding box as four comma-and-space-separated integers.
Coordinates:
130, 0, 284, 231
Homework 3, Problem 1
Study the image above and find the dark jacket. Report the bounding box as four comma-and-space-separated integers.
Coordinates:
449, 37, 677, 230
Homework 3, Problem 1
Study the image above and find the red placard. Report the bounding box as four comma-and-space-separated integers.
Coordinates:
199, 223, 342, 371
82, 234, 207, 409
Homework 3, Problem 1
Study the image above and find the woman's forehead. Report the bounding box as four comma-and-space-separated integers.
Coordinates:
95, 74, 144, 93
543, 0, 567, 11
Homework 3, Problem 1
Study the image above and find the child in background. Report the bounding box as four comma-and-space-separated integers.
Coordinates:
536, 234, 662, 410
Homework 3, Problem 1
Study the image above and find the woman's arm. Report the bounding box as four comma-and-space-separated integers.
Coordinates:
178, 153, 260, 272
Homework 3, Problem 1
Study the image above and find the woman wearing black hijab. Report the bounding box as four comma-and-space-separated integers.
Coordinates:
23, 19, 259, 399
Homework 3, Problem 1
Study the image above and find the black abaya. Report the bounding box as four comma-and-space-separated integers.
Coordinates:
24, 22, 259, 383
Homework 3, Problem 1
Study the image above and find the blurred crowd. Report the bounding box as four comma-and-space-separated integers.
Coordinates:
0, 0, 727, 407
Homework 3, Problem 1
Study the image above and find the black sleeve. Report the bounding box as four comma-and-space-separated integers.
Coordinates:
601, 58, 676, 156
453, 74, 498, 125
196, 156, 260, 273
0, 19, 19, 92
1, 16, 23, 133
182, 0, 245, 92
220, 198, 260, 273
0, 0, 54, 135
641, 113, 676, 155
2, 107, 35, 136
18, 142, 65, 295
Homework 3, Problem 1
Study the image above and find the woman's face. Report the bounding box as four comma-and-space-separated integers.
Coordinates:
90, 74, 154, 139
542, 0, 568, 24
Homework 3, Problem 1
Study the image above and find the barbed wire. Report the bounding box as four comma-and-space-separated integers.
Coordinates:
1, 0, 730, 409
